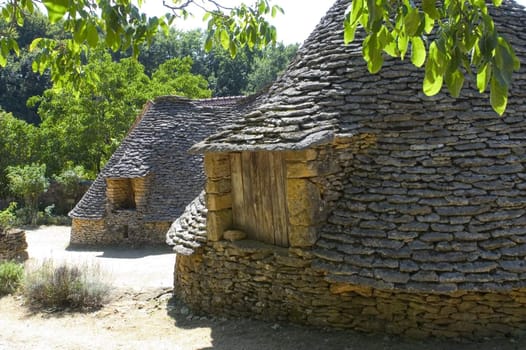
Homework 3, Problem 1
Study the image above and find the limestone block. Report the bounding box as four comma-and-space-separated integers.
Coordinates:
329, 283, 373, 296
207, 193, 232, 211
206, 178, 232, 194
286, 161, 320, 178
207, 209, 232, 241
286, 178, 323, 226
287, 159, 340, 178
223, 230, 247, 242
283, 149, 318, 162
289, 225, 318, 247
204, 153, 231, 179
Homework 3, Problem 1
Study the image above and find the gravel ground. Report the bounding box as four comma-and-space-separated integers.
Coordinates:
24, 225, 175, 290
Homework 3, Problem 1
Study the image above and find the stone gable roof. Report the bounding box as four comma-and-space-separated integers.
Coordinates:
191, 0, 526, 153
169, 0, 526, 293
69, 95, 244, 222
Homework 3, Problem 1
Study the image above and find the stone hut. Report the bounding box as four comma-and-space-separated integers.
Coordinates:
167, 0, 526, 338
69, 95, 243, 246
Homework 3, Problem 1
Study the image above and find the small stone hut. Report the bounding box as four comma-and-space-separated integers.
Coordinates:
69, 95, 243, 246
167, 0, 526, 338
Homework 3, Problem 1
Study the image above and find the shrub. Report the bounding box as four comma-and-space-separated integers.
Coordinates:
0, 261, 24, 295
0, 202, 18, 229
24, 259, 112, 309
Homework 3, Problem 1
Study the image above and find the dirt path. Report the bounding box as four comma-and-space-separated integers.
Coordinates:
1, 226, 525, 349
24, 226, 175, 290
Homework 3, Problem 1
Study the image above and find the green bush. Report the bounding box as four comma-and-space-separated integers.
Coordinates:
0, 202, 19, 229
0, 261, 24, 295
24, 259, 112, 309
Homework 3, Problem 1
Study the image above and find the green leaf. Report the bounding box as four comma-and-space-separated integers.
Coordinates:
363, 35, 383, 74
477, 63, 491, 93
0, 52, 6, 67
493, 0, 503, 6
29, 38, 42, 52
445, 69, 464, 98
219, 29, 230, 50
229, 41, 237, 58
423, 56, 443, 96
423, 13, 435, 34
344, 20, 357, 44
404, 9, 421, 37
410, 37, 426, 67
398, 33, 409, 59
204, 36, 213, 52
422, 0, 440, 20
86, 23, 99, 47
9, 38, 20, 56
490, 76, 508, 116
350, 0, 364, 26
43, 0, 69, 23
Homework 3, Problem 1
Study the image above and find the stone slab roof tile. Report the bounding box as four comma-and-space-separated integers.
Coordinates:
166, 191, 207, 254
69, 96, 244, 221
168, 0, 526, 294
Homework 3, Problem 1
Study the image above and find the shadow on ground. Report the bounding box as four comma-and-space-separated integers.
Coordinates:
164, 295, 526, 350
66, 244, 173, 259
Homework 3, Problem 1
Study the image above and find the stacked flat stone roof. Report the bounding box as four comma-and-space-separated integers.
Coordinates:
170, 0, 526, 293
70, 95, 244, 222
166, 191, 207, 254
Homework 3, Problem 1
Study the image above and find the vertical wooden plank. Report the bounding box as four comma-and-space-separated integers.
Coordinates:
270, 152, 288, 247
258, 152, 276, 245
230, 153, 246, 231
242, 152, 257, 240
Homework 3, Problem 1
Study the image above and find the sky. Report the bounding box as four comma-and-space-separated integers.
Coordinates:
141, 0, 526, 45
141, 1, 335, 44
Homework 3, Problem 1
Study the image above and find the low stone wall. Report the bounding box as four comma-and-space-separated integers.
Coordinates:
71, 218, 170, 246
0, 228, 28, 262
70, 218, 108, 245
175, 240, 526, 339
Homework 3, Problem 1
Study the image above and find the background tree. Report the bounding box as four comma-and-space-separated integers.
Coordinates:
0, 0, 519, 114
150, 57, 211, 98
32, 49, 212, 176
244, 42, 298, 94
32, 51, 151, 176
0, 110, 39, 197
52, 165, 89, 213
0, 12, 58, 123
6, 163, 49, 225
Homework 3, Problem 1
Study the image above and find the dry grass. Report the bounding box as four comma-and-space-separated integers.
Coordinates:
23, 259, 112, 309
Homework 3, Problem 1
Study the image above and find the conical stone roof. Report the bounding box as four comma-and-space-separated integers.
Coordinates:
192, 0, 526, 153
172, 0, 526, 293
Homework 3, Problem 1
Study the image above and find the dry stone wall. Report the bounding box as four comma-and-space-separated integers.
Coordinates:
0, 228, 28, 262
175, 240, 526, 339
71, 218, 168, 246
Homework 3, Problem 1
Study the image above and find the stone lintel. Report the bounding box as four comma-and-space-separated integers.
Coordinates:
283, 149, 318, 162
286, 157, 341, 178
286, 161, 321, 178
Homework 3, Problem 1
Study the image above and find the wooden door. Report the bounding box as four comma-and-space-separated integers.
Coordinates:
230, 152, 289, 247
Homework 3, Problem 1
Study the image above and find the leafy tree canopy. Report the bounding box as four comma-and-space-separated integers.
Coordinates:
0, 0, 521, 114
31, 49, 211, 176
